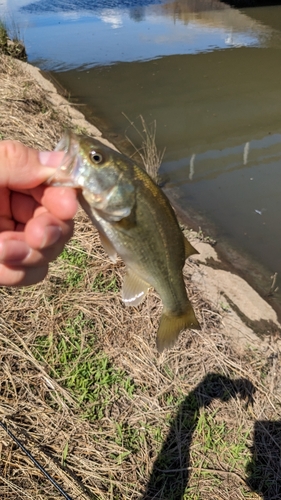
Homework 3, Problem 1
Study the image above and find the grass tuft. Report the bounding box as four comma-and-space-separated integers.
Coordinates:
0, 18, 26, 60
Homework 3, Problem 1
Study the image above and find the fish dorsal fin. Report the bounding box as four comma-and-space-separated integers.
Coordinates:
122, 269, 149, 307
98, 230, 118, 263
184, 236, 199, 259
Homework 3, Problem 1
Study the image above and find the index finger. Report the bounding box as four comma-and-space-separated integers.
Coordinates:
40, 185, 78, 220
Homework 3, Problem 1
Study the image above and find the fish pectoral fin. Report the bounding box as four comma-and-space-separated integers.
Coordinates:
156, 303, 200, 353
98, 230, 118, 263
184, 236, 199, 258
122, 269, 149, 307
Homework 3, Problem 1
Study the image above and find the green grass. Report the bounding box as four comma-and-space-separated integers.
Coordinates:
194, 409, 251, 469
0, 17, 26, 59
58, 240, 119, 292
33, 312, 135, 421
92, 271, 119, 293
0, 20, 8, 49
183, 408, 253, 499
58, 240, 89, 286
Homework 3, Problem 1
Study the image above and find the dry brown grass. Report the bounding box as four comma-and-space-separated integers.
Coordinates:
1, 53, 281, 500
0, 53, 69, 147
123, 113, 165, 182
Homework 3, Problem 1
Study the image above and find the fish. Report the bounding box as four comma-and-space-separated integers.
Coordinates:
49, 131, 200, 351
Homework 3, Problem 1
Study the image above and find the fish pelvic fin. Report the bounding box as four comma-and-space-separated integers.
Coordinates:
184, 236, 199, 258
122, 269, 149, 307
156, 303, 200, 353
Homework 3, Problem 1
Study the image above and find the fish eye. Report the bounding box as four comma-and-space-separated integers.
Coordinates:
89, 150, 104, 164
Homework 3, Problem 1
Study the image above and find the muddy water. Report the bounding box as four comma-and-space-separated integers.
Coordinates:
2, 0, 281, 307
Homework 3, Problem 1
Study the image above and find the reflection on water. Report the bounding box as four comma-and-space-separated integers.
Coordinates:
164, 132, 281, 280
20, 0, 165, 12
1, 0, 280, 70
1, 0, 281, 304
163, 134, 281, 184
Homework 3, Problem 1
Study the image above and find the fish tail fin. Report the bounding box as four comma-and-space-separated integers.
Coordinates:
156, 303, 200, 353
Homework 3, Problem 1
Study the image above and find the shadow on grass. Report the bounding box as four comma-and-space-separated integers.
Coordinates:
246, 420, 281, 500
142, 372, 281, 499
142, 372, 255, 499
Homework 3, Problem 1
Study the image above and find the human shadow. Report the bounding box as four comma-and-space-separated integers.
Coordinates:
246, 420, 281, 499
142, 372, 255, 499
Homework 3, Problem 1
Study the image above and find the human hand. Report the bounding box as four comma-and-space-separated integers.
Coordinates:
0, 140, 78, 286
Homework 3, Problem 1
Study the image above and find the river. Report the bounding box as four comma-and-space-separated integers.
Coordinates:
1, 0, 281, 311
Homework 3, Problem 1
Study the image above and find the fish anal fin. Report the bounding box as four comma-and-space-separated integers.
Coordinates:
184, 236, 199, 259
122, 269, 149, 307
99, 230, 118, 263
156, 303, 200, 353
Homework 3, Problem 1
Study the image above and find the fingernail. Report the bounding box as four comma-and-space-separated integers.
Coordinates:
39, 151, 64, 167
41, 226, 62, 249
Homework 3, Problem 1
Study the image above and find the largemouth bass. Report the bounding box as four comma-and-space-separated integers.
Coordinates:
50, 132, 200, 351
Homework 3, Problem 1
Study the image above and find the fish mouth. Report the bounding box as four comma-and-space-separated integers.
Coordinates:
47, 131, 81, 187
